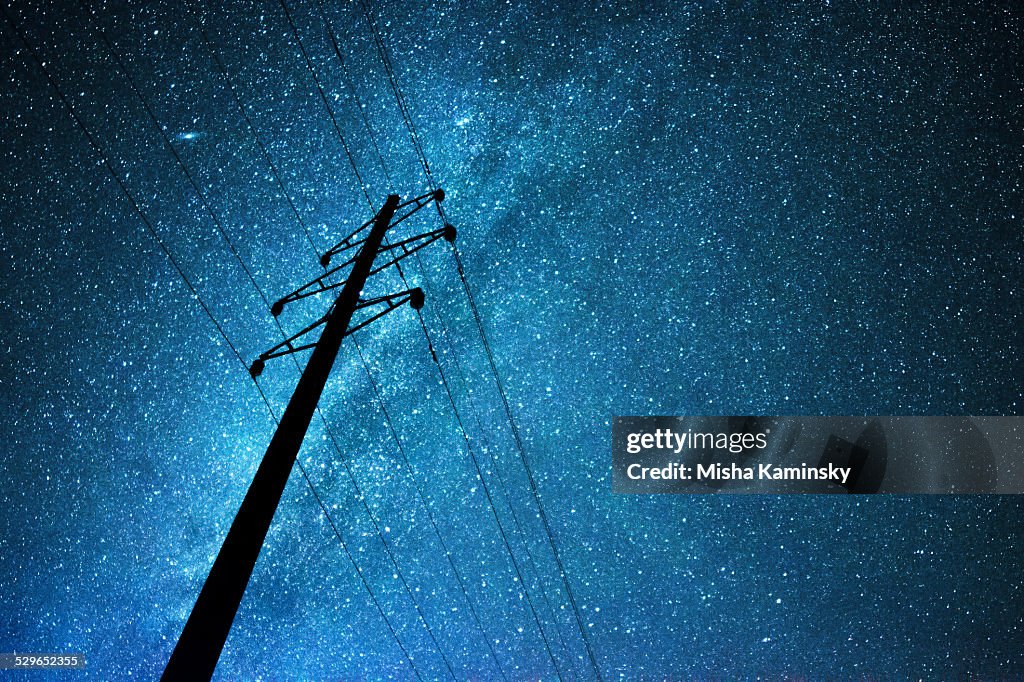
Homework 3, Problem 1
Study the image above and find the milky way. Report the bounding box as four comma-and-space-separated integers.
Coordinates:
1, 1, 1022, 678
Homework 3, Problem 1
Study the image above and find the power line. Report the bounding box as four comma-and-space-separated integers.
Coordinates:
354, 0, 436, 194
199, 24, 494, 670
75, 16, 442, 669
342, 3, 582, 666
17, 0, 601, 675
370, 218, 570, 676
314, 0, 393, 192
210, 7, 467, 674
194, 39, 461, 682
380, 224, 578, 672
77, 0, 276, 313
277, 0, 375, 213
415, 309, 565, 682
348, 2, 602, 675
196, 12, 322, 260
240, 0, 607, 671
276, 322, 461, 678
314, 401, 460, 679
291, 459, 423, 680
247, 382, 427, 682
450, 244, 605, 681
0, 6, 248, 376
0, 9, 424, 678
416, 278, 578, 673
282, 49, 560, 664
352, 336, 510, 681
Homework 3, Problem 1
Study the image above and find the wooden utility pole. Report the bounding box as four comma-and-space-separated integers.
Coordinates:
162, 195, 402, 680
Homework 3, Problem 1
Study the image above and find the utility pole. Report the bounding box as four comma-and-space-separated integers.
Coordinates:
163, 191, 453, 680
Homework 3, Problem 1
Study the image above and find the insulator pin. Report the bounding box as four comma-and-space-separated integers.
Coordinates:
249, 359, 266, 378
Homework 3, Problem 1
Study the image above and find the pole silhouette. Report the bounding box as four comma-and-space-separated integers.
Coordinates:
162, 195, 401, 680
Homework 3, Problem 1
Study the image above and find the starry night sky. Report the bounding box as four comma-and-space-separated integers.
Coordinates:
1, 0, 1023, 679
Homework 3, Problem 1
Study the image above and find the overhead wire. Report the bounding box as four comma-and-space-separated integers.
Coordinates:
198, 15, 506, 676
415, 309, 566, 682
238, 0, 603, 672
333, 0, 585, 672
415, 272, 578, 672
202, 6, 474, 676
296, 6, 568, 674
313, 0, 393, 192
196, 17, 322, 260
207, 5, 544, 676
370, 210, 578, 673
277, 0, 375, 213
359, 216, 567, 678
76, 0, 277, 314
451, 245, 605, 680
310, 397, 459, 680
351, 336, 509, 680
349, 0, 603, 676
302, 10, 544, 674
194, 6, 461, 675
260, 6, 503, 676
353, 0, 436, 196
0, 5, 249, 382
15, 0, 602, 676
291, 458, 422, 680
192, 9, 468, 675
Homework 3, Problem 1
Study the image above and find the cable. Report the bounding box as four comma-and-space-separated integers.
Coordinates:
184, 59, 461, 682
385, 228, 578, 673
314, 0, 393, 192
415, 274, 578, 673
358, 167, 571, 673
313, 403, 458, 680
247, 384, 426, 682
346, 18, 580, 660
31, 5, 445, 673
77, 0, 277, 313
350, 0, 450, 233
450, 245, 605, 681
196, 13, 322, 260
0, 6, 249, 375
292, 459, 422, 680
372, 217, 571, 675
354, 0, 434, 192
277, 0, 375, 213
26, 0, 598, 675
1, 9, 424, 677
319, 0, 602, 674
352, 336, 509, 681
415, 310, 565, 682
